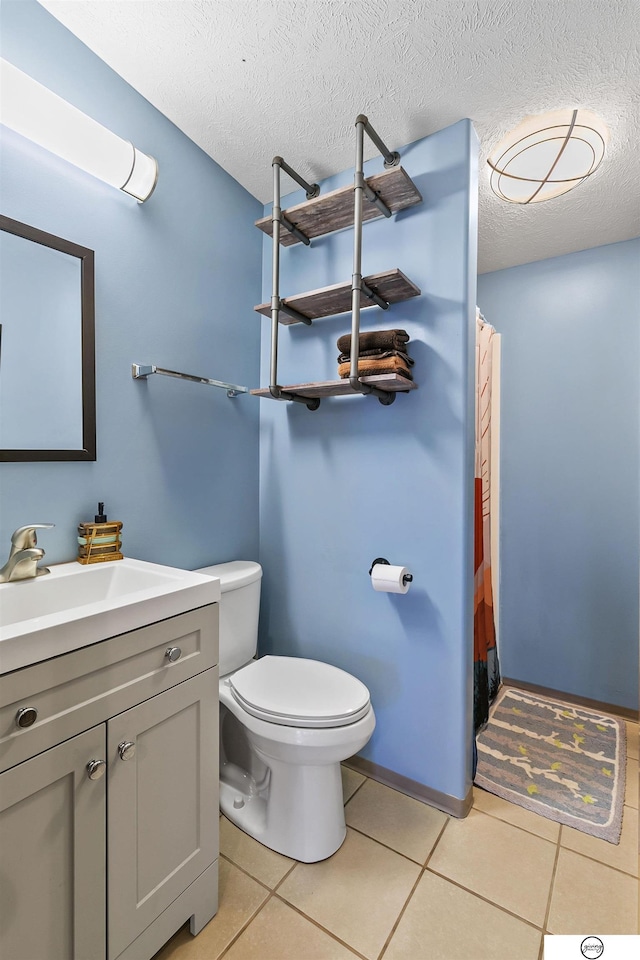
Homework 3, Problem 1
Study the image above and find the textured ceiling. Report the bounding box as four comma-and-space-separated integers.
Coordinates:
38, 0, 640, 273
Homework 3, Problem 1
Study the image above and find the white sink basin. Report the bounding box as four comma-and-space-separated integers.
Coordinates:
0, 558, 220, 674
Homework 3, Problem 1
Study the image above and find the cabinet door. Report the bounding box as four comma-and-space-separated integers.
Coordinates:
0, 725, 106, 960
107, 669, 218, 960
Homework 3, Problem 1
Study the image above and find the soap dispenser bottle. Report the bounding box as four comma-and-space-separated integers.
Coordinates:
77, 502, 123, 564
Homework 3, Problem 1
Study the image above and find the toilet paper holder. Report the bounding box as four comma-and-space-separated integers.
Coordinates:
368, 557, 413, 586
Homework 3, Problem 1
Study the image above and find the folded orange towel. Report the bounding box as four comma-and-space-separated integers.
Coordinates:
338, 355, 413, 380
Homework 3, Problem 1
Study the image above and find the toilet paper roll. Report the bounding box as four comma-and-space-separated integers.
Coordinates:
371, 563, 412, 594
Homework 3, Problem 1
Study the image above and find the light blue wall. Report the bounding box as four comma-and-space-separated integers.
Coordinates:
478, 239, 640, 711
1, 2, 480, 799
258, 121, 478, 801
0, 0, 263, 570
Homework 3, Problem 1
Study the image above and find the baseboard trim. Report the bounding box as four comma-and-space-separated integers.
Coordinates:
344, 756, 473, 819
502, 677, 639, 722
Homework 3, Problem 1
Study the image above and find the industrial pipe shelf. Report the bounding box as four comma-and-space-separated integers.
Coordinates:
255, 166, 422, 247
251, 373, 417, 401
254, 268, 420, 324
256, 116, 422, 409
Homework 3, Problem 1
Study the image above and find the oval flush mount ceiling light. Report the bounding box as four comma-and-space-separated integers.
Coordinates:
487, 108, 608, 204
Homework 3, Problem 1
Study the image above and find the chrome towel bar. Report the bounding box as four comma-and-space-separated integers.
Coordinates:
131, 364, 248, 398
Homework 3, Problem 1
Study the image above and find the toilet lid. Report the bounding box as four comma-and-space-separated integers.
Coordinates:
229, 656, 371, 728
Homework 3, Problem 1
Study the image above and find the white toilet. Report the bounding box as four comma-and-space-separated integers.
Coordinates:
197, 560, 375, 862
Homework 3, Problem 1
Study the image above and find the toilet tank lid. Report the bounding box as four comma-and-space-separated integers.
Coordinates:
196, 560, 262, 592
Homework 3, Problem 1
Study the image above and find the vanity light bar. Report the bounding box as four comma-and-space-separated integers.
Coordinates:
0, 59, 158, 202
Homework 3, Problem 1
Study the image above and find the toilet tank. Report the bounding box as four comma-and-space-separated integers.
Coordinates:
196, 560, 262, 677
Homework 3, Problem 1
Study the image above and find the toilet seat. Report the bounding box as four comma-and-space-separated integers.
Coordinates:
228, 656, 371, 729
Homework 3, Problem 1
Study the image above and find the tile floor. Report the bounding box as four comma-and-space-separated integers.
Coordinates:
154, 720, 639, 960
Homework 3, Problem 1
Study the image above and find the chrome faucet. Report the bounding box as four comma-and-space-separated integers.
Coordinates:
0, 524, 55, 582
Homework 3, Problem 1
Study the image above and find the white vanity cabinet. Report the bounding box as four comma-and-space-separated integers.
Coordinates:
0, 604, 219, 960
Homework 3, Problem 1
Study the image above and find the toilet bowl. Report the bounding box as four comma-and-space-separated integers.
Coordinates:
197, 561, 375, 862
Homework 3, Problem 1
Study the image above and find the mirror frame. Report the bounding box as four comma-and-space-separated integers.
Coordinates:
0, 215, 96, 462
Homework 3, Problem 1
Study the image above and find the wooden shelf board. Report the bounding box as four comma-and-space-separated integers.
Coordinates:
254, 268, 420, 323
251, 374, 417, 400
255, 167, 422, 247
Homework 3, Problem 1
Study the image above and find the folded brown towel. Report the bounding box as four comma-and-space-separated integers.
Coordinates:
338, 355, 413, 380
337, 348, 414, 365
337, 329, 410, 354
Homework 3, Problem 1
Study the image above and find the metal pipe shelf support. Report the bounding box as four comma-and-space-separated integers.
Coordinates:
360, 279, 390, 311
277, 299, 313, 325
269, 157, 320, 410
269, 158, 283, 396
355, 114, 401, 169
349, 117, 396, 405
271, 157, 319, 244
273, 156, 320, 200
363, 181, 392, 218
280, 211, 311, 246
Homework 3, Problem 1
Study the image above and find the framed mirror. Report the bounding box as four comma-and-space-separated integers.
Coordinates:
0, 215, 96, 461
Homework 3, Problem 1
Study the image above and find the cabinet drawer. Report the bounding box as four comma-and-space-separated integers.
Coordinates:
0, 605, 218, 773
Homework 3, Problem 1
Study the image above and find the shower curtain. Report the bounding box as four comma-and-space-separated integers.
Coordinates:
474, 312, 500, 732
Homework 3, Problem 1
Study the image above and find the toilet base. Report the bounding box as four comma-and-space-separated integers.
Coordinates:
220, 753, 346, 862
218, 677, 375, 863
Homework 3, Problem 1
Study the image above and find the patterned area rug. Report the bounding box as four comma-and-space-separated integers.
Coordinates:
475, 686, 626, 843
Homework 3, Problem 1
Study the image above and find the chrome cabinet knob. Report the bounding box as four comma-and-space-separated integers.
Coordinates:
118, 741, 136, 761
165, 646, 182, 663
15, 707, 38, 728
86, 759, 107, 780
